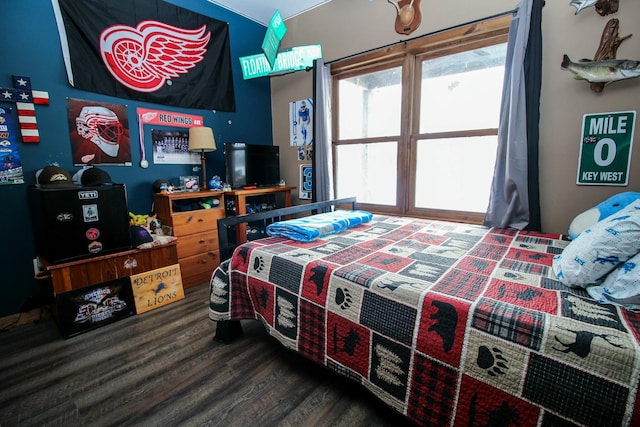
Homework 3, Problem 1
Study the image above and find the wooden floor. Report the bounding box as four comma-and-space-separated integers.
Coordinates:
0, 283, 414, 427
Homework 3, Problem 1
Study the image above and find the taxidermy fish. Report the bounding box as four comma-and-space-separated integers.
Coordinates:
570, 0, 599, 14
561, 55, 640, 85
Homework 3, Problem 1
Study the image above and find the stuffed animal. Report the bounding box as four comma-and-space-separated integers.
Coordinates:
129, 212, 149, 227
146, 213, 163, 235
208, 175, 223, 190
568, 191, 640, 239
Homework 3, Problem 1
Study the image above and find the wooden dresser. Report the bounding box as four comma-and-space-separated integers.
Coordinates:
153, 191, 225, 288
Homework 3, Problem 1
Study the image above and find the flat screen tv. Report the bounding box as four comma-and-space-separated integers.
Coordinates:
224, 143, 281, 189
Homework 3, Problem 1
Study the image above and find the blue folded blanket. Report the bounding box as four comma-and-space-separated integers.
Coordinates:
266, 210, 373, 242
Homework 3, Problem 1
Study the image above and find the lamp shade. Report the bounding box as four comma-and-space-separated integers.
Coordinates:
188, 127, 217, 152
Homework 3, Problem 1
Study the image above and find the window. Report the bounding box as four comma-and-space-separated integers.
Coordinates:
331, 15, 511, 223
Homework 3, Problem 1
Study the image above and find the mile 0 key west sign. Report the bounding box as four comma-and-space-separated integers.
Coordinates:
577, 111, 636, 186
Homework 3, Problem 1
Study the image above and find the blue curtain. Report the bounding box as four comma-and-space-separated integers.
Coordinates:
484, 0, 543, 230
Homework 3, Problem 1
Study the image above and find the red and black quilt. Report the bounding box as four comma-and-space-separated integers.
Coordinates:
209, 215, 640, 426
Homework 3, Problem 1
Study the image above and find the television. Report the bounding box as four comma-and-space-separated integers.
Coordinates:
224, 143, 281, 189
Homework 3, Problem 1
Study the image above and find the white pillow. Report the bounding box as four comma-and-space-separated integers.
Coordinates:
553, 199, 640, 287
586, 251, 640, 310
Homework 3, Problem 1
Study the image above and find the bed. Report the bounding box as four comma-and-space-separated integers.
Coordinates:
208, 198, 640, 427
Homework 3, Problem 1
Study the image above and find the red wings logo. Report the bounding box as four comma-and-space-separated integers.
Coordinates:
100, 21, 210, 92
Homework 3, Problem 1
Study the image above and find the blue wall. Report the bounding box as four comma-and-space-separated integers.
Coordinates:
0, 0, 272, 316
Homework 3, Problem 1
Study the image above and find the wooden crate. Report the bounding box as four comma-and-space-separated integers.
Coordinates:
130, 264, 184, 314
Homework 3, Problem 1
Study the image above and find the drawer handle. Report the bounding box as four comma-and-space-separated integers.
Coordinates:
198, 218, 205, 222
199, 239, 206, 243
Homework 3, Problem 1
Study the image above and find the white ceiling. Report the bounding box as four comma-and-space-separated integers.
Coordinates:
207, 0, 333, 26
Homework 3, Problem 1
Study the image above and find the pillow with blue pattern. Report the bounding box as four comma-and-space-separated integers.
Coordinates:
552, 199, 640, 287
586, 251, 640, 309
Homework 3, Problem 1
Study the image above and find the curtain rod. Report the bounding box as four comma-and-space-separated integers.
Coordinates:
326, 8, 519, 65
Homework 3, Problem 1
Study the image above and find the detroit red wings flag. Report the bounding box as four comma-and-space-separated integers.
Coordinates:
52, 0, 235, 111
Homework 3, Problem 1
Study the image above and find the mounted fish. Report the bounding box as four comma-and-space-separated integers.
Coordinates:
561, 54, 640, 89
570, 0, 619, 16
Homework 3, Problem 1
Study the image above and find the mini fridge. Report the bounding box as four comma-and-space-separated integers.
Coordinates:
29, 184, 132, 263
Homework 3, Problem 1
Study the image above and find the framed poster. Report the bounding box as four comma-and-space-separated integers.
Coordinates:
290, 98, 313, 146
299, 164, 312, 200
136, 107, 204, 168
151, 129, 200, 165
0, 107, 25, 185
576, 111, 636, 186
67, 98, 132, 166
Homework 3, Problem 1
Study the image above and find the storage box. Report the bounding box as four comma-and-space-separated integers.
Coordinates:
28, 185, 132, 263
56, 277, 135, 338
130, 264, 184, 314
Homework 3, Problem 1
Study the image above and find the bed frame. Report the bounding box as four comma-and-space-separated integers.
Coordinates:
214, 196, 357, 343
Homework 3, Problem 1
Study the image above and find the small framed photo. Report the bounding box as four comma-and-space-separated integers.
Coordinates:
180, 175, 199, 192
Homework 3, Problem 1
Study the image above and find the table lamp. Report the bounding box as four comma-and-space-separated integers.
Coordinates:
188, 126, 216, 191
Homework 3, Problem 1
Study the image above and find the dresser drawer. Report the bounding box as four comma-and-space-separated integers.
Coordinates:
179, 250, 220, 279
181, 269, 216, 288
171, 208, 224, 236
176, 232, 219, 259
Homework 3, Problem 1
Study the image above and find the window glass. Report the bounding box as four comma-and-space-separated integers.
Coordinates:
420, 44, 507, 133
414, 136, 498, 212
335, 142, 397, 205
331, 15, 510, 221
338, 67, 402, 139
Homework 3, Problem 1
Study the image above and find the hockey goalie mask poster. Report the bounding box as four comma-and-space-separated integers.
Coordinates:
67, 98, 132, 166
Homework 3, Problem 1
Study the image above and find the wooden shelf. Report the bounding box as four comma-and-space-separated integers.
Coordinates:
224, 186, 296, 245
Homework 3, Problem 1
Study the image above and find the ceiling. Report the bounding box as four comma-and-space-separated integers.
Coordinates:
206, 0, 333, 26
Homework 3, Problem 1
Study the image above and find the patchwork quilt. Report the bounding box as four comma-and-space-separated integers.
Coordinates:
209, 215, 640, 426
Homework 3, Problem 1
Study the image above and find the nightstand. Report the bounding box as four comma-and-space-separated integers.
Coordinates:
153, 191, 225, 288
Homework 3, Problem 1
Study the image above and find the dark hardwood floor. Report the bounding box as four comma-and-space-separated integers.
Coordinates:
0, 283, 414, 427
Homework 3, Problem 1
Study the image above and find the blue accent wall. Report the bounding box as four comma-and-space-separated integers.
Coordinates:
0, 0, 272, 316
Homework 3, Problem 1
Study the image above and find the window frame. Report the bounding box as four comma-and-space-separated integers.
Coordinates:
331, 14, 511, 223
